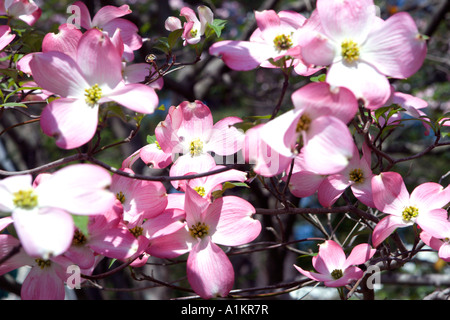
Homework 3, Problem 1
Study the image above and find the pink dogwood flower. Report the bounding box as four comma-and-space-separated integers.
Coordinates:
155, 101, 244, 189
209, 10, 320, 76
318, 142, 375, 208
165, 5, 213, 46
0, 234, 99, 300
29, 28, 158, 149
110, 168, 168, 228
300, 0, 427, 109
0, 25, 15, 51
147, 186, 261, 299
371, 171, 450, 247
72, 1, 142, 61
260, 82, 358, 175
294, 240, 376, 287
0, 0, 41, 26
0, 164, 115, 259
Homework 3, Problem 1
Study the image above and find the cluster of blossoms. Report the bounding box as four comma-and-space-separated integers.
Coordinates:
210, 0, 449, 288
0, 0, 448, 300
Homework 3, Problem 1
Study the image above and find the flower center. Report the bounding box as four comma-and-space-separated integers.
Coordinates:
296, 114, 312, 132
129, 226, 143, 238
155, 141, 161, 150
189, 138, 204, 157
85, 83, 102, 106
273, 34, 293, 52
116, 191, 126, 204
190, 29, 198, 38
72, 229, 88, 246
13, 189, 38, 209
331, 269, 343, 280
349, 168, 365, 184
189, 222, 209, 239
341, 40, 360, 63
35, 258, 51, 269
402, 206, 419, 222
194, 186, 206, 197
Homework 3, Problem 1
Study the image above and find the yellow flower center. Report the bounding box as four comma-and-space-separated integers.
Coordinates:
72, 229, 88, 246
341, 40, 360, 63
155, 141, 161, 150
402, 206, 419, 222
189, 222, 209, 239
85, 83, 102, 106
13, 189, 38, 209
189, 138, 203, 157
273, 34, 293, 52
35, 258, 51, 269
129, 226, 143, 238
296, 114, 312, 132
194, 186, 206, 197
116, 191, 126, 204
331, 269, 343, 280
349, 168, 365, 184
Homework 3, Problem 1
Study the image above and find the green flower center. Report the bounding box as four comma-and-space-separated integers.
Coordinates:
129, 226, 143, 238
190, 29, 198, 38
331, 269, 343, 280
189, 138, 204, 157
189, 222, 209, 239
349, 168, 365, 184
402, 206, 419, 222
296, 114, 312, 132
35, 258, 51, 269
194, 186, 206, 197
13, 189, 38, 209
273, 34, 293, 52
85, 83, 102, 106
341, 40, 360, 63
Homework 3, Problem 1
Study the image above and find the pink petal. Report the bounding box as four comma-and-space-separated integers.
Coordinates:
89, 228, 139, 260
102, 18, 143, 52
326, 60, 391, 109
207, 196, 261, 246
291, 82, 358, 124
294, 264, 333, 282
142, 208, 186, 240
0, 25, 15, 51
207, 117, 244, 155
64, 245, 95, 269
0, 234, 34, 275
76, 28, 123, 88
324, 266, 364, 288
242, 124, 293, 177
71, 1, 92, 29
342, 243, 376, 269
91, 4, 131, 28
0, 217, 13, 232
300, 32, 336, 67
146, 223, 192, 259
317, 0, 376, 43
169, 153, 217, 190
139, 143, 172, 169
410, 182, 450, 211
184, 185, 211, 226
209, 40, 275, 71
40, 98, 99, 149
362, 12, 427, 79
130, 180, 168, 220
106, 83, 159, 114
416, 209, 450, 239
21, 265, 66, 300
288, 171, 325, 198
372, 215, 407, 247
314, 240, 346, 272
303, 116, 354, 175
438, 243, 450, 262
371, 171, 410, 216
175, 100, 214, 142
13, 208, 74, 258
42, 23, 82, 60
187, 238, 234, 299
29, 51, 88, 98
317, 174, 351, 207
37, 163, 114, 215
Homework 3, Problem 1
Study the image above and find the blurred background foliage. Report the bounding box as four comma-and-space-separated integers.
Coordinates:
0, 0, 449, 300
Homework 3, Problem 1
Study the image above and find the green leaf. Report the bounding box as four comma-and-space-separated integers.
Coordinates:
146, 134, 157, 144
168, 28, 183, 48
211, 181, 249, 199
309, 74, 326, 82
208, 19, 227, 38
72, 215, 89, 237
0, 102, 28, 108
153, 37, 170, 54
